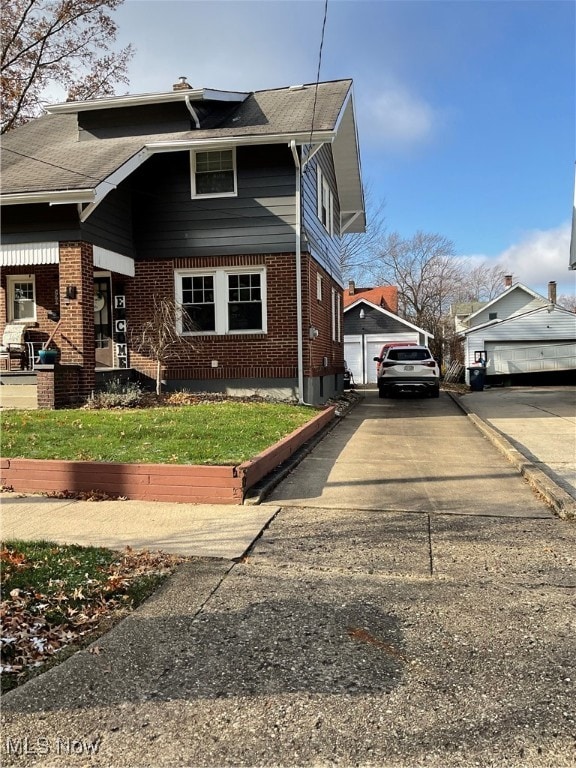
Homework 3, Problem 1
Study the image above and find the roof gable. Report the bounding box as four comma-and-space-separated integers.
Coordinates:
461, 304, 576, 336
467, 283, 548, 323
344, 298, 433, 337
0, 79, 364, 233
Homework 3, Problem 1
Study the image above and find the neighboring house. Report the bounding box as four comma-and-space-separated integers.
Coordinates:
343, 281, 399, 314
0, 77, 365, 406
463, 281, 551, 330
343, 295, 433, 385
451, 301, 487, 335
460, 281, 576, 385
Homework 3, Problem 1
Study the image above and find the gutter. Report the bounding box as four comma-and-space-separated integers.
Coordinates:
290, 140, 306, 405
2, 189, 95, 206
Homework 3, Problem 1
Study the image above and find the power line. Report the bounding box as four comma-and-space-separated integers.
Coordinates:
1, 145, 112, 186
307, 0, 329, 161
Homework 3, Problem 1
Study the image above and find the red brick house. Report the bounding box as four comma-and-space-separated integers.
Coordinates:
0, 78, 365, 406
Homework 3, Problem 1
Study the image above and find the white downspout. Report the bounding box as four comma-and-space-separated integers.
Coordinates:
290, 140, 306, 404
184, 95, 201, 129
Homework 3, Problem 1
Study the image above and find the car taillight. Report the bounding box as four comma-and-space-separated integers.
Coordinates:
423, 361, 436, 367
381, 361, 397, 368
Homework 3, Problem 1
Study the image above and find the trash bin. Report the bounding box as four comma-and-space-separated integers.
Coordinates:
468, 366, 486, 392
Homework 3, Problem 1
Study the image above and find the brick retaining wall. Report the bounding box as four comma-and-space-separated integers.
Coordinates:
0, 407, 336, 504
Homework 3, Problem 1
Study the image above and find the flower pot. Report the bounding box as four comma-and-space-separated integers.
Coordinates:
38, 349, 58, 364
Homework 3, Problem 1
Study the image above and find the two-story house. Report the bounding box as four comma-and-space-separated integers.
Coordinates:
0, 77, 365, 407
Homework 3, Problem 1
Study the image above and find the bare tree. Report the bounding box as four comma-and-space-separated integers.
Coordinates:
458, 262, 511, 302
131, 296, 197, 396
367, 231, 463, 354
340, 184, 387, 280
1, 0, 133, 133
557, 293, 576, 312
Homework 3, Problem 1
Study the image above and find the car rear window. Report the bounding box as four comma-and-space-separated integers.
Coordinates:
388, 349, 431, 362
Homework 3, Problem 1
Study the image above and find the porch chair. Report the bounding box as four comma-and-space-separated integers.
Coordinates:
0, 324, 28, 371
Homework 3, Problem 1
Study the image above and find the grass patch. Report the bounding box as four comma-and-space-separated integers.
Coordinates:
0, 401, 316, 464
1, 540, 188, 690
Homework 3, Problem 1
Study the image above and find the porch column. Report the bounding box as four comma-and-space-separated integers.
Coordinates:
57, 241, 95, 403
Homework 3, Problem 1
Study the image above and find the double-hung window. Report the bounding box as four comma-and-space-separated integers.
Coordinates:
180, 274, 216, 332
176, 268, 266, 335
6, 275, 36, 321
317, 167, 334, 235
191, 149, 237, 197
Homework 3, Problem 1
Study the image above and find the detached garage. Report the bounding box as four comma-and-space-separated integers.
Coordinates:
462, 305, 576, 386
344, 298, 433, 385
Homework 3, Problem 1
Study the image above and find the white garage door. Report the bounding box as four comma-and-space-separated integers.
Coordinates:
486, 341, 576, 375
344, 341, 362, 384
345, 334, 421, 384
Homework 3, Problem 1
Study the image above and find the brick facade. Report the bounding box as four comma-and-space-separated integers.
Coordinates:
125, 252, 345, 394
1, 246, 345, 405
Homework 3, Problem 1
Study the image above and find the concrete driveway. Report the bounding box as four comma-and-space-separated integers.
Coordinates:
264, 389, 554, 517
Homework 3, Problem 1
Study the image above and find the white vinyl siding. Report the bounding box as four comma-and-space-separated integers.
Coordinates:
463, 306, 576, 375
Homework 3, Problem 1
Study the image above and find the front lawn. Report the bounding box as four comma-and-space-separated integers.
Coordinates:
1, 401, 315, 465
0, 540, 188, 690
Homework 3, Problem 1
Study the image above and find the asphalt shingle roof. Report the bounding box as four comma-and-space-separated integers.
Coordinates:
0, 80, 353, 196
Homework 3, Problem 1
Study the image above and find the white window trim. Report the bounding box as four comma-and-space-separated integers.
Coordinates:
317, 273, 323, 302
190, 147, 237, 199
6, 274, 36, 322
336, 292, 341, 342
331, 288, 336, 342
175, 266, 267, 335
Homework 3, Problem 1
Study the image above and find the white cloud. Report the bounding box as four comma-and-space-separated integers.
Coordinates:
358, 82, 437, 149
464, 223, 576, 298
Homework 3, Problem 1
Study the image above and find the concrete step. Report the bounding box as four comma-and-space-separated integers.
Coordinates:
0, 384, 38, 410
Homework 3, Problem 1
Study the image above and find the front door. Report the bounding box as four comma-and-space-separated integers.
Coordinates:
94, 276, 113, 368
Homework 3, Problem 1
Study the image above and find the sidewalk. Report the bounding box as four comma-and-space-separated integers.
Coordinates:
1, 496, 279, 559
451, 386, 576, 518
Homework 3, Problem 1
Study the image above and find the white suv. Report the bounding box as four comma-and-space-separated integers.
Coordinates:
374, 345, 440, 398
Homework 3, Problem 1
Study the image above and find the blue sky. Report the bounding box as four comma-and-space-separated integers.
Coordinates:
113, 0, 575, 298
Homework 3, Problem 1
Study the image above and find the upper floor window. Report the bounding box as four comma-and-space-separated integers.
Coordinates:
317, 167, 334, 235
6, 275, 36, 321
175, 267, 266, 335
489, 312, 498, 320
191, 148, 237, 198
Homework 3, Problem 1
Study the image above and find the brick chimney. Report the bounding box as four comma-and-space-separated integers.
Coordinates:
348, 280, 355, 295
504, 274, 513, 288
548, 281, 557, 304
173, 76, 192, 91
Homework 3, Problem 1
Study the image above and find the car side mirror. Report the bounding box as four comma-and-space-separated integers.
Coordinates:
373, 357, 382, 363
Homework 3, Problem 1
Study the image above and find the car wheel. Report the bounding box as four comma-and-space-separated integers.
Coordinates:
430, 386, 440, 398
378, 387, 387, 399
